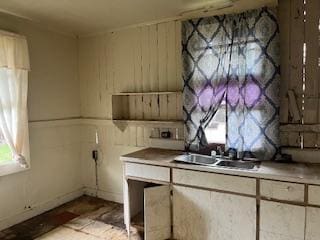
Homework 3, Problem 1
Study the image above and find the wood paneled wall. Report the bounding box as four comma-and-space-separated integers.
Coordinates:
279, 0, 320, 148
79, 21, 182, 119
79, 20, 184, 148
80, 1, 320, 150
112, 93, 183, 121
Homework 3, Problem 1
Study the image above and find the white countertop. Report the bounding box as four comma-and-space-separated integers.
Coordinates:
121, 148, 320, 185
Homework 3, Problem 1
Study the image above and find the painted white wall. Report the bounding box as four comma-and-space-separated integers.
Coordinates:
0, 13, 82, 230
81, 123, 142, 203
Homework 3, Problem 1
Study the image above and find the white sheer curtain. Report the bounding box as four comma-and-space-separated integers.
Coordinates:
0, 30, 30, 168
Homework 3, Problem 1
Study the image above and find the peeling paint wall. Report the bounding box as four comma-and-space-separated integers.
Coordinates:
78, 21, 183, 203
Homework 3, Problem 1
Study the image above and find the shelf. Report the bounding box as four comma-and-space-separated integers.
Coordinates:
113, 119, 183, 127
112, 91, 183, 122
149, 137, 184, 141
112, 91, 182, 96
149, 137, 184, 150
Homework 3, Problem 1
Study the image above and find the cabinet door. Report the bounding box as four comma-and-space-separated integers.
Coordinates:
306, 207, 320, 240
260, 200, 305, 240
210, 191, 256, 240
172, 185, 256, 240
172, 185, 212, 240
144, 185, 171, 240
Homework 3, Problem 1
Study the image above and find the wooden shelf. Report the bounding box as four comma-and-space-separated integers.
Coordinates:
112, 91, 182, 96
149, 137, 184, 150
112, 91, 183, 123
149, 137, 183, 141
113, 119, 183, 127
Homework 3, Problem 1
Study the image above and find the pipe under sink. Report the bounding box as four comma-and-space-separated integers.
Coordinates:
173, 153, 260, 170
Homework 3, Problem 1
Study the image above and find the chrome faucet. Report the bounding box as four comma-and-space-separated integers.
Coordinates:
211, 150, 216, 159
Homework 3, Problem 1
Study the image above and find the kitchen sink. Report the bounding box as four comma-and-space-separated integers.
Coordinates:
173, 153, 260, 171
216, 160, 256, 170
174, 153, 218, 166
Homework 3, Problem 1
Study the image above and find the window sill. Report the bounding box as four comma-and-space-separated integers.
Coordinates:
0, 161, 29, 177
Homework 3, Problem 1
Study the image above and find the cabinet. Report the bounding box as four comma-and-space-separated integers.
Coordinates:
260, 180, 305, 202
260, 200, 305, 240
308, 185, 320, 206
172, 185, 212, 240
123, 157, 320, 240
144, 185, 171, 240
172, 185, 256, 240
124, 179, 171, 240
305, 207, 320, 240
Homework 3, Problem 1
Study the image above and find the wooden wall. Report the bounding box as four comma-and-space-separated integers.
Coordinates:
279, 0, 320, 149
79, 21, 182, 119
79, 20, 184, 202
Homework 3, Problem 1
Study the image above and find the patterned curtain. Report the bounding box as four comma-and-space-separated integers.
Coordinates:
182, 7, 280, 160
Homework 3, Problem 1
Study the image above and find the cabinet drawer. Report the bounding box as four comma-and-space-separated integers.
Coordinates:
125, 162, 170, 182
309, 185, 320, 206
260, 200, 305, 240
260, 180, 305, 202
172, 168, 256, 195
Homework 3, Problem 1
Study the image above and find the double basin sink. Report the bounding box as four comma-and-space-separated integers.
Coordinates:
174, 153, 260, 171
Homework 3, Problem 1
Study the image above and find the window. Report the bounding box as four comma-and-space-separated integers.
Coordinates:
0, 131, 12, 165
204, 104, 226, 145
183, 7, 280, 160
0, 30, 30, 175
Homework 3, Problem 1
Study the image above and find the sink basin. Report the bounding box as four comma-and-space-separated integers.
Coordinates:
174, 153, 217, 166
174, 153, 260, 171
216, 160, 257, 170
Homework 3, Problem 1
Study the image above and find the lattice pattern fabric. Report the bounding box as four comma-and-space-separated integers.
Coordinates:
182, 7, 280, 160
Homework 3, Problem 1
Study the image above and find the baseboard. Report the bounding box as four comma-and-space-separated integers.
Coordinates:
84, 187, 123, 204
0, 188, 84, 231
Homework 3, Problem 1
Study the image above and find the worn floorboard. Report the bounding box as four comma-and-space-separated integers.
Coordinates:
0, 195, 141, 240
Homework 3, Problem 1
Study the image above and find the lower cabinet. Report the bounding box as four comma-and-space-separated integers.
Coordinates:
305, 207, 320, 240
260, 200, 306, 240
172, 185, 256, 240
124, 179, 171, 240
144, 185, 171, 240
172, 185, 211, 240
124, 163, 320, 240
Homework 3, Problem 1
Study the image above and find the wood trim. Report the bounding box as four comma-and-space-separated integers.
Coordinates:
172, 166, 258, 180
260, 196, 320, 209
172, 183, 256, 198
125, 176, 170, 185
281, 123, 320, 133
256, 179, 261, 240
305, 184, 309, 204
112, 91, 182, 96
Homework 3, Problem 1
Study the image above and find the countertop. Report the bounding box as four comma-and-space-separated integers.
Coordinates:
121, 148, 320, 185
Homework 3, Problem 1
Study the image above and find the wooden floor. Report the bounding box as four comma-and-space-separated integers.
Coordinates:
0, 195, 141, 240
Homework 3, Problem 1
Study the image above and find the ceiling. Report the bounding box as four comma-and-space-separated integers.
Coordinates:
0, 0, 276, 36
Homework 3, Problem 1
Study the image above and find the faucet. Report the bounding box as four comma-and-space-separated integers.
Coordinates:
211, 150, 216, 159
216, 146, 223, 156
